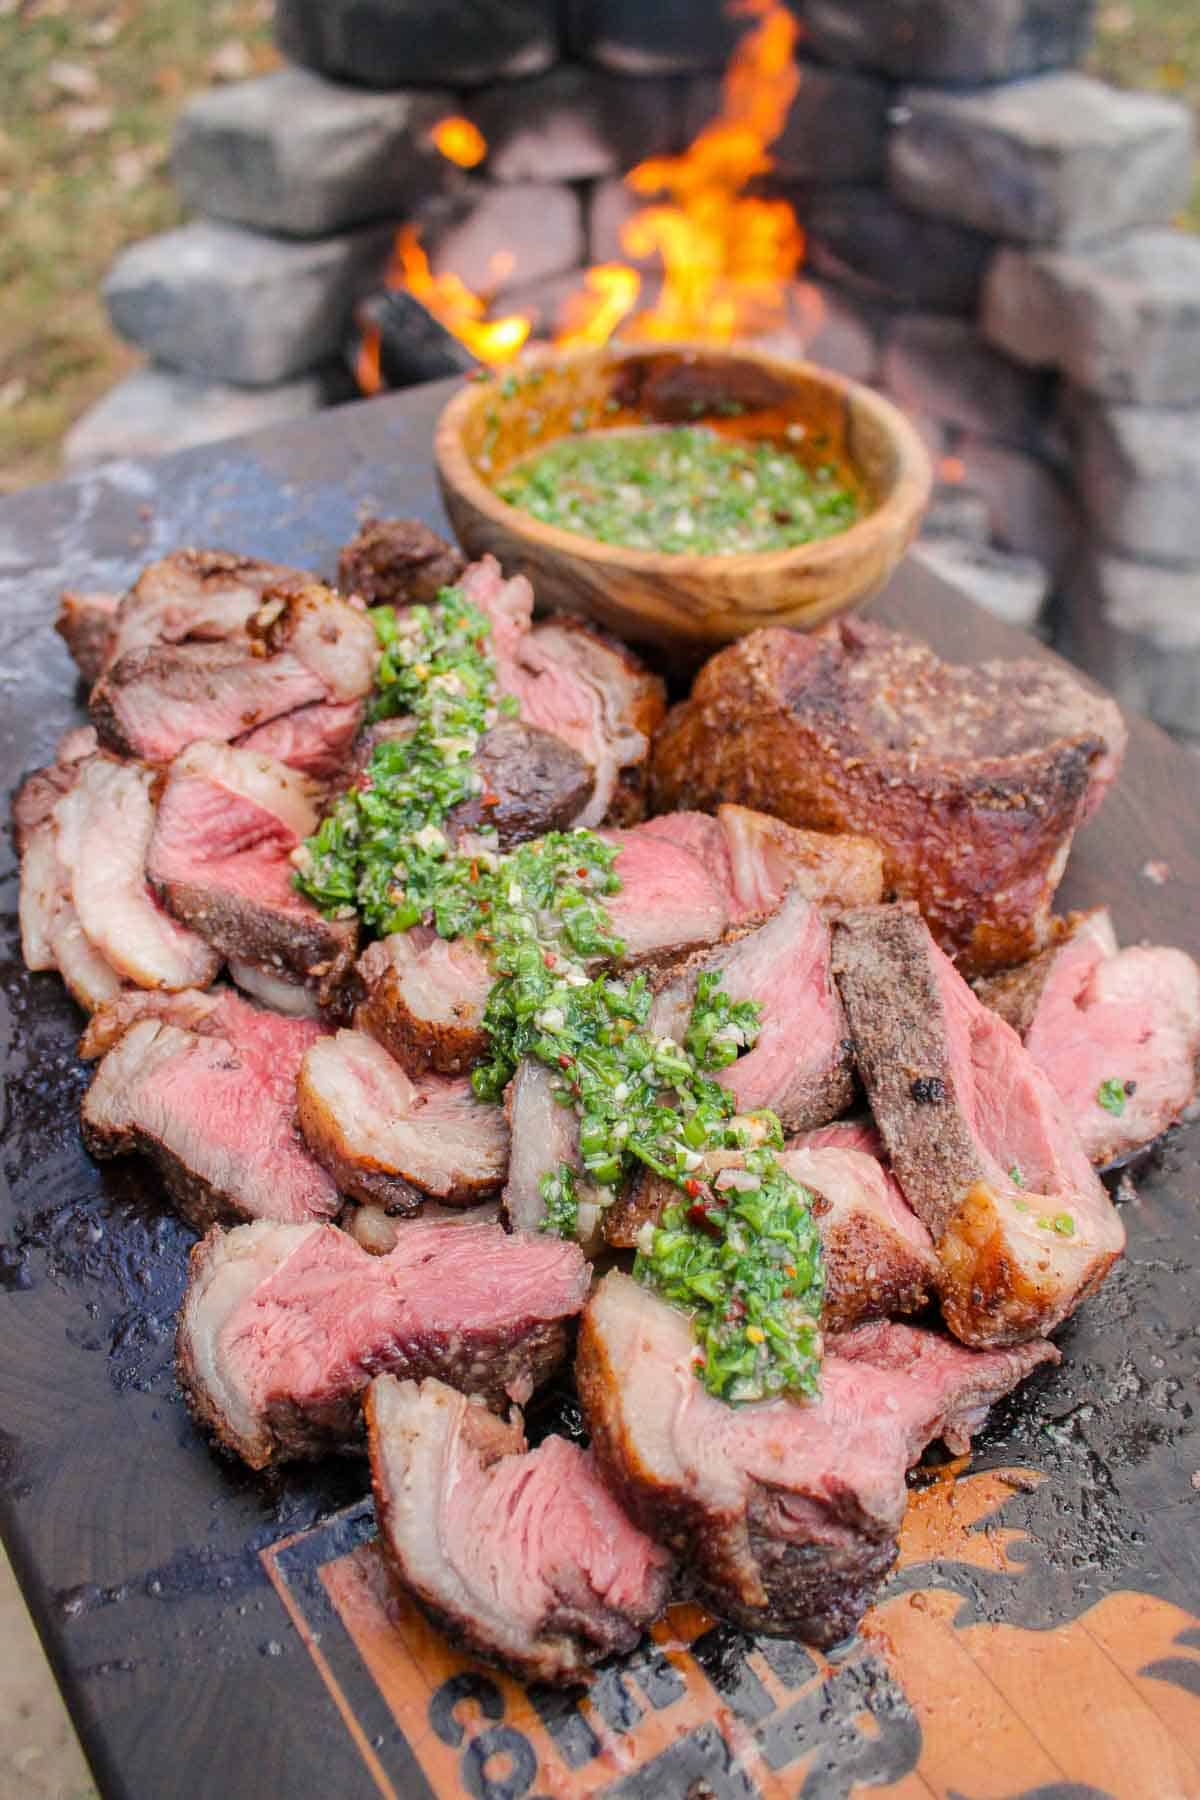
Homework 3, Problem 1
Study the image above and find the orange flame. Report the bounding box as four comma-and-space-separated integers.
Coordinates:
556, 263, 642, 349
431, 114, 487, 169
556, 0, 803, 349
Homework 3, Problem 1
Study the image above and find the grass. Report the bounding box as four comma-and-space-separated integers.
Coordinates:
0, 0, 276, 493
0, 0, 1195, 496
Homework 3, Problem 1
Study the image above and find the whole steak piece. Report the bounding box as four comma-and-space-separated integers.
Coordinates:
578, 1272, 1057, 1648
648, 617, 1127, 975
831, 906, 1125, 1347
177, 1216, 591, 1467
976, 908, 1200, 1167
366, 1374, 671, 1686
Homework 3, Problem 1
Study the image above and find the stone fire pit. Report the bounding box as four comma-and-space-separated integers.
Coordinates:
69, 0, 1200, 741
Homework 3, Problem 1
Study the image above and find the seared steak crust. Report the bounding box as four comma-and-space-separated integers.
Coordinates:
355, 931, 490, 1077
446, 720, 595, 846
337, 517, 466, 607
55, 591, 120, 684
831, 905, 1125, 1346
648, 617, 1127, 974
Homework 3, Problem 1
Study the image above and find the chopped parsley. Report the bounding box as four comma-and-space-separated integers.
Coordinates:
295, 584, 825, 1404
1009, 1164, 1024, 1187
496, 425, 860, 557
1097, 1078, 1128, 1116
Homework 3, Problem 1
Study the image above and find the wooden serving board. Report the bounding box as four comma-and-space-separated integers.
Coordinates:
1, 380, 1198, 1800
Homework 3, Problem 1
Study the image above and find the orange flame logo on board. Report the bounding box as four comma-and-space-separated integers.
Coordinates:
356, 0, 806, 391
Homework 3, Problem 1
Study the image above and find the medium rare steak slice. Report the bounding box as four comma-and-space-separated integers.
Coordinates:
147, 740, 355, 993
82, 995, 336, 1231
15, 731, 119, 1005
603, 828, 730, 969
355, 930, 491, 1076
832, 906, 1125, 1347
106, 549, 301, 667
367, 1375, 671, 1685
234, 698, 365, 783
649, 617, 1128, 974
502, 1057, 606, 1244
978, 909, 1200, 1165
631, 806, 883, 923
296, 1030, 509, 1209
245, 575, 380, 702
578, 1272, 1057, 1646
90, 641, 329, 764
55, 756, 220, 992
12, 725, 99, 853
337, 517, 466, 606
781, 1122, 941, 1331
648, 889, 855, 1132
459, 559, 664, 827
55, 590, 119, 684
177, 1216, 590, 1466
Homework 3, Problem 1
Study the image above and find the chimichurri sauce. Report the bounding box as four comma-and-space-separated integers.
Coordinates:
496, 424, 860, 556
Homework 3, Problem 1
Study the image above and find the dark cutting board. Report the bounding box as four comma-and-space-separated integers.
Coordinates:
1, 381, 1198, 1800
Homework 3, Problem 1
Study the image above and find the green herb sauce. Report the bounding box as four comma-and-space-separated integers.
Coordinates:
1097, 1077, 1128, 1116
495, 425, 861, 557
293, 585, 825, 1404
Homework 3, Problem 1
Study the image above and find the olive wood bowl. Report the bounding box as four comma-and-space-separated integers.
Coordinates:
433, 341, 933, 654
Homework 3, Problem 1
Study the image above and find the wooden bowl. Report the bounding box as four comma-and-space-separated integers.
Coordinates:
433, 341, 933, 653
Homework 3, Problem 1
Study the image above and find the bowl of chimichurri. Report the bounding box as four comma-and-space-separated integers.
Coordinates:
434, 343, 932, 654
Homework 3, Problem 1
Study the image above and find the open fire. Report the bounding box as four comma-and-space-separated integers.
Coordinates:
356, 0, 807, 392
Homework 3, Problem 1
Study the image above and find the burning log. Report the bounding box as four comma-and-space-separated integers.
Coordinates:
351, 287, 480, 391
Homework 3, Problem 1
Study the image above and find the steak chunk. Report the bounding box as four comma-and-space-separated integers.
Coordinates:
106, 549, 300, 667
15, 730, 121, 1009
649, 617, 1128, 974
578, 1272, 1057, 1646
459, 558, 664, 827
234, 698, 365, 784
503, 1057, 601, 1243
445, 720, 595, 847
296, 1030, 509, 1209
82, 994, 336, 1231
355, 929, 491, 1076
367, 1375, 671, 1685
55, 756, 221, 992
978, 909, 1200, 1165
648, 889, 855, 1133
337, 517, 466, 606
246, 576, 380, 702
633, 806, 883, 923
603, 828, 730, 969
147, 740, 355, 994
56, 590, 119, 684
781, 1122, 941, 1331
91, 641, 328, 764
832, 906, 1125, 1347
177, 1216, 590, 1466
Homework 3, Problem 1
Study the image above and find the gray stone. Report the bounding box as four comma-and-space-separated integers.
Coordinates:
920, 482, 994, 546
427, 182, 585, 299
1063, 391, 1200, 565
889, 74, 1195, 246
172, 68, 452, 238
566, 0, 743, 74
683, 61, 889, 185
803, 0, 1095, 83
982, 231, 1200, 408
754, 279, 881, 383
1062, 551, 1200, 736
954, 436, 1079, 578
908, 538, 1050, 632
803, 187, 992, 315
882, 314, 1051, 450
62, 363, 339, 469
469, 65, 684, 184
104, 219, 393, 386
275, 0, 556, 86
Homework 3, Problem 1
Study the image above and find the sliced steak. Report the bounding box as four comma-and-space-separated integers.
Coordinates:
649, 617, 1128, 974
355, 930, 491, 1076
578, 1271, 1057, 1646
603, 828, 730, 969
55, 756, 221, 992
82, 996, 336, 1231
147, 740, 355, 993
832, 905, 1125, 1347
337, 517, 466, 606
106, 549, 300, 667
78, 984, 246, 1061
978, 909, 1200, 1165
234, 698, 365, 783
246, 575, 380, 703
296, 1030, 509, 1209
502, 1057, 604, 1244
12, 726, 99, 853
631, 806, 883, 924
445, 720, 595, 847
648, 889, 854, 1132
459, 559, 664, 828
55, 590, 119, 684
781, 1122, 941, 1332
90, 641, 329, 764
367, 1375, 671, 1685
176, 1215, 590, 1466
